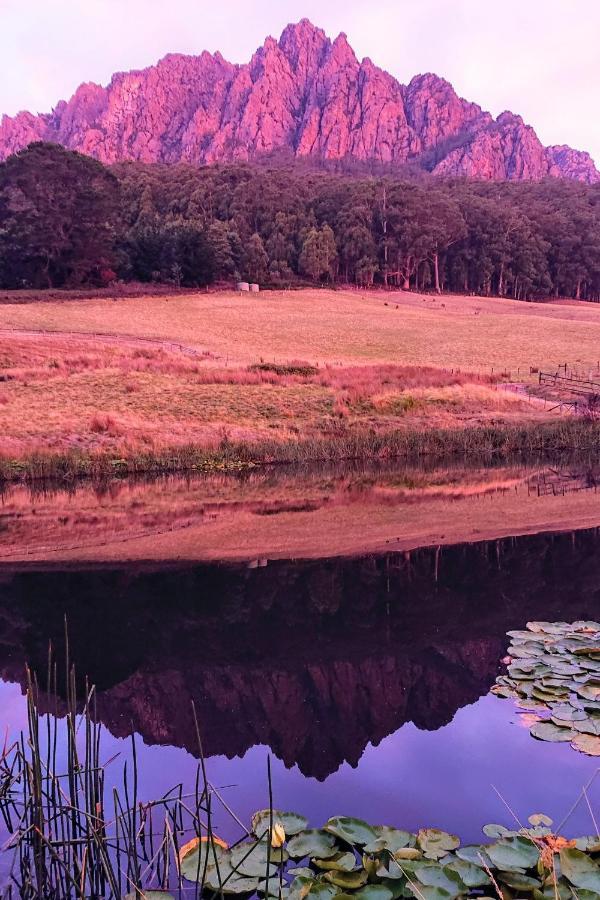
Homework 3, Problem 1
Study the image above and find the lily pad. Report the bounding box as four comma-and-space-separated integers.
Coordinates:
288, 875, 316, 900
412, 864, 466, 896
442, 858, 490, 887
230, 840, 282, 875
205, 870, 261, 894
575, 684, 600, 701
306, 885, 337, 900
322, 869, 368, 889
287, 830, 339, 860
179, 839, 228, 882
406, 887, 453, 900
486, 836, 539, 872
353, 886, 394, 900
455, 845, 492, 868
392, 848, 422, 861
253, 810, 309, 838
416, 830, 460, 861
530, 721, 576, 742
571, 733, 600, 755
528, 813, 553, 827
325, 817, 377, 847
497, 871, 541, 890
482, 824, 511, 839
549, 704, 587, 721
559, 847, 600, 891
312, 852, 357, 872
363, 827, 413, 854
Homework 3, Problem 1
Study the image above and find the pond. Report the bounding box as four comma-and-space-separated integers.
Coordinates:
1, 460, 600, 891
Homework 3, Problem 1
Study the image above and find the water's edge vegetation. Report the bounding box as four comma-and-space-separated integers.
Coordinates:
2, 657, 600, 899
2, 419, 599, 484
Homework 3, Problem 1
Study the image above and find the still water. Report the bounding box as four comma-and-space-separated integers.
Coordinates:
1, 459, 600, 857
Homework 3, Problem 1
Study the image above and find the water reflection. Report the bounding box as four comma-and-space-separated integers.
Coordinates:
1, 459, 599, 562
1, 526, 599, 780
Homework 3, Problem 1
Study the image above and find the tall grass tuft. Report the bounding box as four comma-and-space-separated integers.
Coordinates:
0, 642, 271, 899
0, 419, 599, 485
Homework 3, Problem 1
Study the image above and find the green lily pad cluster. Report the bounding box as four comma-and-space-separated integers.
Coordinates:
493, 620, 600, 756
176, 810, 600, 899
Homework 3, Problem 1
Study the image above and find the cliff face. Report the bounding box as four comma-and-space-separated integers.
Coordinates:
0, 20, 598, 183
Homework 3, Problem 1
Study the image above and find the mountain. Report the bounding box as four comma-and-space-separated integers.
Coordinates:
0, 19, 598, 182
2, 528, 600, 779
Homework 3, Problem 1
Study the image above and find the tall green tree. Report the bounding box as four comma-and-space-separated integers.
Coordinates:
0, 142, 120, 287
299, 225, 338, 282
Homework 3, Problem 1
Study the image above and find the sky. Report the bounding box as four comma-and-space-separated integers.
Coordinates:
1, 0, 599, 165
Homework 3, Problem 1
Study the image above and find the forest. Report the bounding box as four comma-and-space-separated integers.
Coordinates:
1, 141, 599, 300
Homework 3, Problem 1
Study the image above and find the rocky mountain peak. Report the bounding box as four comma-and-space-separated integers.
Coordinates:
0, 19, 597, 183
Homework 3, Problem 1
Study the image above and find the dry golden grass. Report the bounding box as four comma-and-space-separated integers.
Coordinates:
0, 329, 553, 458
2, 288, 600, 375
1, 288, 596, 462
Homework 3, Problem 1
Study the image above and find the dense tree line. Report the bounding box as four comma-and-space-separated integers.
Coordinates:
1, 142, 599, 300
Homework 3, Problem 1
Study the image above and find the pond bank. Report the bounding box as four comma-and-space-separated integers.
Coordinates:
1, 418, 599, 485
1, 457, 600, 563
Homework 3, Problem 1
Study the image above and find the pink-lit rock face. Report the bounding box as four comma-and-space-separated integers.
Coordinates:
0, 19, 598, 183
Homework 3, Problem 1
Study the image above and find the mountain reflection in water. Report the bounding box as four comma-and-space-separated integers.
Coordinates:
1, 526, 599, 780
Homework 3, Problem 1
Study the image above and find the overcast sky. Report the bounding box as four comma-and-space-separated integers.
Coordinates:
1, 0, 598, 165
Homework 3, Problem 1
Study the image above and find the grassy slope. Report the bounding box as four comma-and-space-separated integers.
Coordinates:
1, 288, 599, 476
2, 288, 600, 371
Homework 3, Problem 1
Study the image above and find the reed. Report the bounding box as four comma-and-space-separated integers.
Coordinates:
0, 643, 271, 899
0, 419, 599, 485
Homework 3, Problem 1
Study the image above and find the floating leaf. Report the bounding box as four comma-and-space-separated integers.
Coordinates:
559, 847, 600, 891
408, 886, 454, 899
528, 813, 553, 827
486, 836, 539, 872
253, 810, 309, 838
393, 848, 422, 861
572, 718, 600, 736
515, 699, 550, 713
306, 885, 337, 900
549, 704, 587, 721
353, 886, 394, 900
288, 875, 316, 900
312, 852, 357, 872
322, 868, 368, 889
205, 870, 261, 894
416, 830, 460, 861
571, 733, 600, 756
363, 827, 413, 854
456, 845, 492, 867
259, 883, 291, 900
575, 684, 600, 701
530, 721, 576, 742
325, 817, 377, 847
443, 857, 490, 887
497, 870, 541, 890
179, 838, 228, 882
482, 824, 511, 839
412, 863, 466, 896
375, 859, 409, 880
287, 830, 339, 860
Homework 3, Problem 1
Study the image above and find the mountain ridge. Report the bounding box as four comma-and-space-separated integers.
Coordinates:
1, 19, 598, 183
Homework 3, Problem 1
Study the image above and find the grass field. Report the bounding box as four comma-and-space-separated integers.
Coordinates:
1, 288, 599, 475
2, 287, 600, 373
